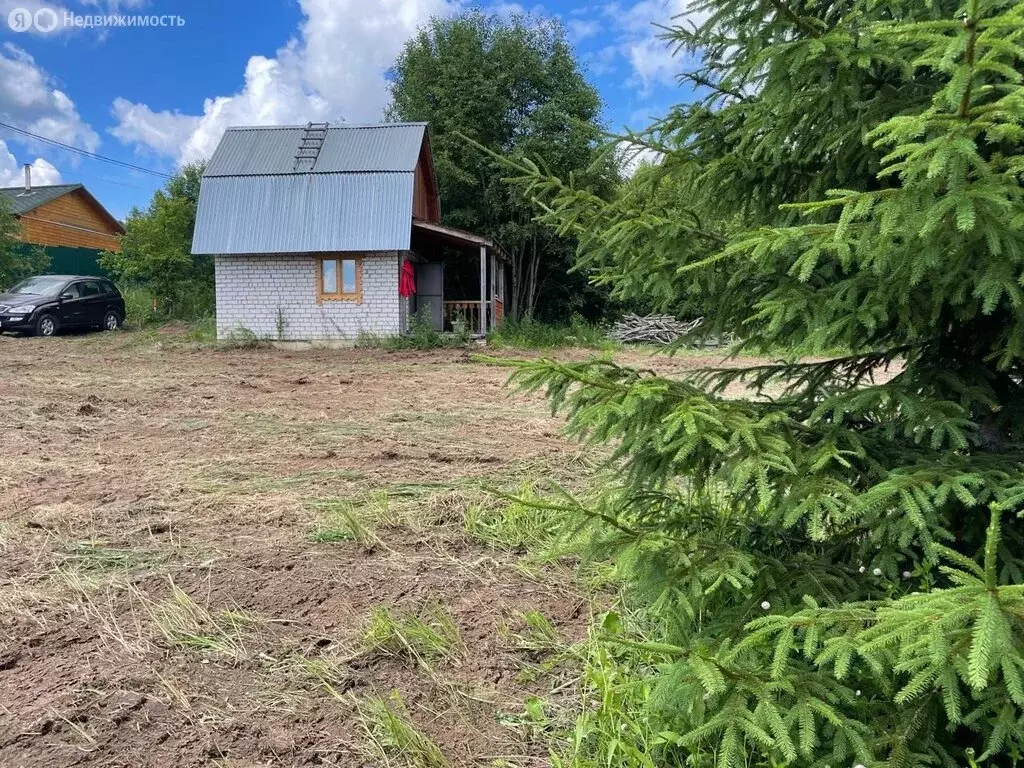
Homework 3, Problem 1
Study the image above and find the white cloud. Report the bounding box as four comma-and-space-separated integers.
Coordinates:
110, 99, 198, 158
584, 43, 619, 76
605, 0, 711, 91
614, 0, 708, 33
111, 0, 456, 166
485, 1, 548, 16
627, 35, 682, 89
0, 43, 99, 150
616, 140, 662, 177
487, 1, 526, 15
567, 18, 601, 42
0, 138, 62, 186
74, 0, 155, 40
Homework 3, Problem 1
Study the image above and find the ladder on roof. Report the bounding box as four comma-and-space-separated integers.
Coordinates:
294, 122, 329, 171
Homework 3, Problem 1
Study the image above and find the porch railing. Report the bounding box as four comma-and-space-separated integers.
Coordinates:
443, 301, 492, 333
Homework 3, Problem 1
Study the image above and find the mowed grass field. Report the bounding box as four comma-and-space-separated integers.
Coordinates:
0, 328, 751, 768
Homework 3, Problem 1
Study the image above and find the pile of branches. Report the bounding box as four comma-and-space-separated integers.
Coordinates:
609, 314, 734, 347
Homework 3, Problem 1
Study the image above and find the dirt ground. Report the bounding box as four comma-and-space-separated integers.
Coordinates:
0, 329, 743, 768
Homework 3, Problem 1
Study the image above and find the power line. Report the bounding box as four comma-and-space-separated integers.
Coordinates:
0, 120, 173, 179
92, 176, 157, 191
18, 214, 121, 239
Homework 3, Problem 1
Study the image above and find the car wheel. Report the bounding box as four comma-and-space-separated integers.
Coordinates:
103, 310, 122, 331
36, 314, 58, 338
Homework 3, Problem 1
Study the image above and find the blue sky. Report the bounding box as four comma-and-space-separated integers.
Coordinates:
0, 0, 699, 219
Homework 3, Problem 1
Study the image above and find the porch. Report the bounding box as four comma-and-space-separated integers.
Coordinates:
442, 300, 504, 333
409, 219, 508, 337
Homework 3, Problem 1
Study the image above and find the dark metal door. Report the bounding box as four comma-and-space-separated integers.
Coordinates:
414, 262, 444, 331
59, 282, 86, 327
79, 280, 105, 326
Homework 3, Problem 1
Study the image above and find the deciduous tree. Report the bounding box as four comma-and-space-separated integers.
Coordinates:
100, 163, 209, 315
387, 12, 617, 320
0, 200, 47, 289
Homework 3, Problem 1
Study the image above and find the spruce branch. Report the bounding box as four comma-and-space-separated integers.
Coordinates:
764, 0, 823, 38
958, 1, 980, 120
679, 69, 749, 102
487, 1, 1024, 765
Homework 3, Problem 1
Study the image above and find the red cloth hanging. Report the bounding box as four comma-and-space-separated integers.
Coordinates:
399, 259, 416, 297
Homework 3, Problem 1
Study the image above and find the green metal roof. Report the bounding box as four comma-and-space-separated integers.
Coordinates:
0, 183, 84, 216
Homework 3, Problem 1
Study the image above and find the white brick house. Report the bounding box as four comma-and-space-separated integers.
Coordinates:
213, 252, 405, 340
191, 122, 507, 341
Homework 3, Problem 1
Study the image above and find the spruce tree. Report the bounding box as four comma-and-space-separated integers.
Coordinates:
507, 1, 1024, 765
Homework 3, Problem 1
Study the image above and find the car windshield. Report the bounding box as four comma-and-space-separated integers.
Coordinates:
7, 276, 67, 296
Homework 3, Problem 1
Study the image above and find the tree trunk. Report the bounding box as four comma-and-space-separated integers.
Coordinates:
509, 241, 526, 322
525, 230, 540, 319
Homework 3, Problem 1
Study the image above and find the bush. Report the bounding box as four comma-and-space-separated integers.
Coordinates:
184, 316, 217, 342
120, 285, 158, 329
120, 284, 214, 332
357, 309, 470, 350
161, 281, 215, 321
222, 326, 270, 349
1, 242, 48, 290
98, 163, 213, 320
488, 315, 611, 349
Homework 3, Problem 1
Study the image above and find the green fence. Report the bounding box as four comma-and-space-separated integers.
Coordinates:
45, 245, 110, 277
14, 243, 111, 278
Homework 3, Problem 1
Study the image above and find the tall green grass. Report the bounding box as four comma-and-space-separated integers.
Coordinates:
352, 691, 451, 768
357, 310, 471, 350
356, 604, 463, 669
487, 315, 614, 349
520, 610, 673, 768
308, 499, 381, 548
119, 284, 215, 330
120, 285, 159, 328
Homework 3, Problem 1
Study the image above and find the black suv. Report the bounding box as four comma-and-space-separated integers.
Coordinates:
0, 275, 126, 337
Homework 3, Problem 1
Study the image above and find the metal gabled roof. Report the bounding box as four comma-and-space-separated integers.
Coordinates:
0, 183, 83, 215
191, 173, 413, 255
203, 123, 428, 176
192, 123, 431, 255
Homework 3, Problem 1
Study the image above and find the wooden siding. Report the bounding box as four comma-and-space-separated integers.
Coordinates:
412, 139, 440, 223
17, 190, 122, 252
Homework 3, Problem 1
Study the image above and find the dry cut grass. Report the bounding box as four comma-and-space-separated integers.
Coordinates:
0, 329, 744, 767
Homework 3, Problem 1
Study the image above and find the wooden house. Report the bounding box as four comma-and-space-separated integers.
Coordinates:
0, 172, 125, 277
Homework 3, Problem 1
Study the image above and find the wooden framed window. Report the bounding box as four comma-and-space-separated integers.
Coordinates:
317, 256, 362, 302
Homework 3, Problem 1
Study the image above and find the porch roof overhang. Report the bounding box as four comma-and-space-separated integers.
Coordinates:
411, 218, 508, 261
